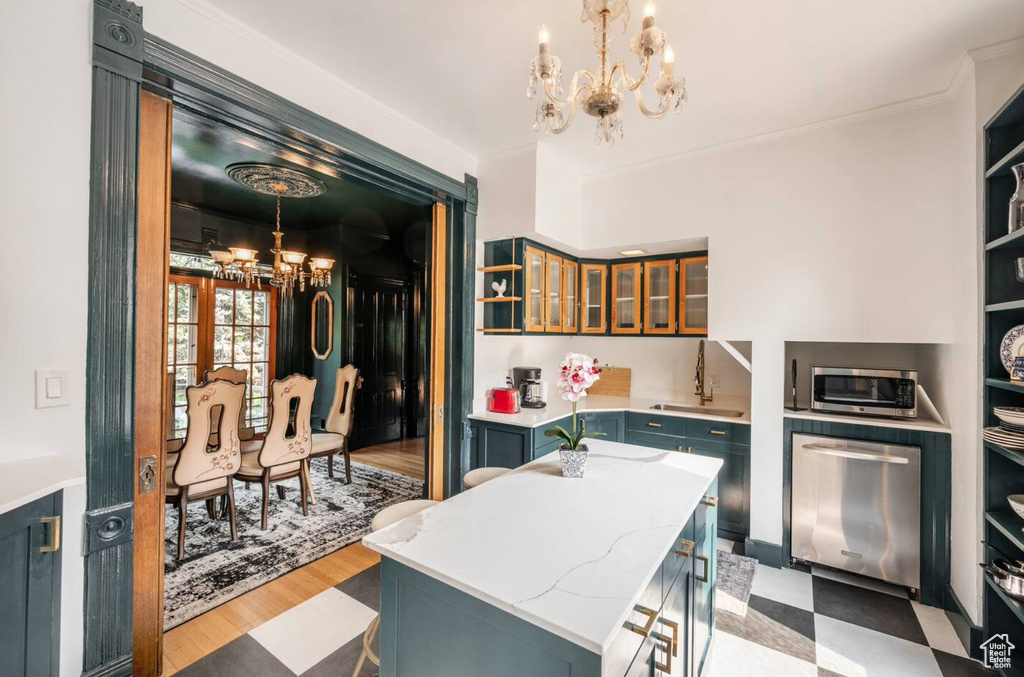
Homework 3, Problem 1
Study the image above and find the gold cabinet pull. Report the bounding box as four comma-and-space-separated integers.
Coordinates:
696, 555, 710, 583
687, 446, 693, 454
709, 430, 726, 436
40, 516, 61, 553
647, 421, 662, 428
676, 445, 684, 453
702, 495, 718, 507
652, 630, 673, 672
676, 539, 694, 558
661, 618, 679, 657
624, 604, 658, 637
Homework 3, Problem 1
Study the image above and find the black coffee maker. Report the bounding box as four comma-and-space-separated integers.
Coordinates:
512, 366, 545, 409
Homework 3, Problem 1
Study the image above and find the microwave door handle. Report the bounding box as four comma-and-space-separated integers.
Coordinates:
801, 443, 910, 464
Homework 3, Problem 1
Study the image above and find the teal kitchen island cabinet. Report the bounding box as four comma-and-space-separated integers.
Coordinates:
364, 440, 722, 677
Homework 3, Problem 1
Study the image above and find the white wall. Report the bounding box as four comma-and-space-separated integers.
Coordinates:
477, 148, 537, 241
535, 143, 583, 250
0, 3, 92, 674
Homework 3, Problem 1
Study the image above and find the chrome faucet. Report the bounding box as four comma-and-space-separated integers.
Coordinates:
695, 339, 714, 405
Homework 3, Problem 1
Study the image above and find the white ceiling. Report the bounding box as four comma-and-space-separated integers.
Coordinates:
203, 0, 1024, 175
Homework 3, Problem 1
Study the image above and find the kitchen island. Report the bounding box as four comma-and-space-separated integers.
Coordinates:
363, 439, 723, 677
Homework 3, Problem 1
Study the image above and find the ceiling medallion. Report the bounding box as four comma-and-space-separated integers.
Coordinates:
527, 0, 687, 146
225, 163, 327, 198
210, 164, 334, 296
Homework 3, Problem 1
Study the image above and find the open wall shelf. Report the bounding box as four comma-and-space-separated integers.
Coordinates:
983, 77, 1024, 665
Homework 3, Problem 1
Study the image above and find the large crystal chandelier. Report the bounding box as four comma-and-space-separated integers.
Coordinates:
527, 0, 687, 145
210, 164, 335, 297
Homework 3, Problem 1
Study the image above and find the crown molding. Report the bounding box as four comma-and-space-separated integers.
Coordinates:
968, 35, 1024, 63
166, 0, 477, 172
476, 142, 537, 164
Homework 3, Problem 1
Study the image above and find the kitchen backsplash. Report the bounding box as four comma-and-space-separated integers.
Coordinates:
473, 334, 752, 402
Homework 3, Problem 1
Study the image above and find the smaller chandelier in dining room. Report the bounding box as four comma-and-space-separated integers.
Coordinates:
210, 163, 335, 297
527, 0, 687, 145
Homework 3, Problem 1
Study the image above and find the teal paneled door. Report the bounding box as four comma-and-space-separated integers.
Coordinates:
0, 492, 62, 677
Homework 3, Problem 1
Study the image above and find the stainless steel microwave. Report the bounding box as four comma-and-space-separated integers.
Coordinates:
811, 367, 917, 418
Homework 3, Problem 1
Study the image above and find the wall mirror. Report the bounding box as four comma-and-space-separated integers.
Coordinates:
311, 291, 334, 360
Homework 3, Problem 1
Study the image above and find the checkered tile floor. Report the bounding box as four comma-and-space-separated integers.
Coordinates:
174, 541, 996, 677
174, 565, 382, 676
709, 539, 996, 677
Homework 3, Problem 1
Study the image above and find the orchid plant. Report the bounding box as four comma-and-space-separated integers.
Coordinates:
544, 353, 604, 451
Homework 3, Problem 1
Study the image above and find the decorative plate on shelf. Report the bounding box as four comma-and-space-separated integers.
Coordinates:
1000, 325, 1024, 374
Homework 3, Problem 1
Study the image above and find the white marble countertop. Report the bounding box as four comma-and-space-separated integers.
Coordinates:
0, 455, 86, 515
363, 440, 723, 654
782, 408, 950, 433
468, 393, 751, 427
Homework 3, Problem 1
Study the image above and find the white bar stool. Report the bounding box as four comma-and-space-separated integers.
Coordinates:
463, 467, 510, 489
353, 499, 439, 676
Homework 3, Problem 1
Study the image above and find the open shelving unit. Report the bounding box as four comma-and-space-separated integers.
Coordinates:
982, 78, 1024, 676
476, 237, 523, 334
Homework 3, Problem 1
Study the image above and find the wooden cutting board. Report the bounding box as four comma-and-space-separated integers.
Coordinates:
590, 366, 631, 398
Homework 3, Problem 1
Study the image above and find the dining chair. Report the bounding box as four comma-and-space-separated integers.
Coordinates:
164, 379, 246, 559
203, 366, 255, 442
310, 365, 360, 484
236, 374, 317, 530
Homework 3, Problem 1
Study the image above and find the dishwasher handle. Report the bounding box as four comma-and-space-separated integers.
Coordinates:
801, 443, 910, 465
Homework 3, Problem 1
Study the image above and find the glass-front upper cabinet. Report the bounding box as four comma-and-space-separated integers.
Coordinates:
679, 256, 709, 335
611, 262, 642, 334
524, 245, 546, 332
545, 253, 563, 332
562, 259, 578, 333
643, 259, 676, 334
581, 263, 607, 334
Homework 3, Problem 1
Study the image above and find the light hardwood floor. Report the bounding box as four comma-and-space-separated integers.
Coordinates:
351, 436, 425, 480
162, 437, 425, 675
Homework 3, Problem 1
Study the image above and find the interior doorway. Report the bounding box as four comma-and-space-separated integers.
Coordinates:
128, 76, 466, 676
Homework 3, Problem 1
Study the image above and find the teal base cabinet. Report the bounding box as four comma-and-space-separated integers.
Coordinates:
467, 416, 573, 488
0, 491, 63, 677
579, 411, 627, 443
378, 477, 719, 677
626, 412, 750, 542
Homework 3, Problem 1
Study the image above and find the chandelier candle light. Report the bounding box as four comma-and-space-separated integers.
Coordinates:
545, 353, 604, 478
210, 163, 335, 297
528, 0, 687, 145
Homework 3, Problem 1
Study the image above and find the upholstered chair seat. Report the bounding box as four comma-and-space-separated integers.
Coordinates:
311, 432, 345, 454
238, 452, 300, 479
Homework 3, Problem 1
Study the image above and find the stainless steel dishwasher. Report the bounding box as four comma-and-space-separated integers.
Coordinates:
791, 433, 921, 590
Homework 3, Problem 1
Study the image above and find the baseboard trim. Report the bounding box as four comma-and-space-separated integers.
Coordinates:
743, 538, 784, 568
944, 584, 984, 661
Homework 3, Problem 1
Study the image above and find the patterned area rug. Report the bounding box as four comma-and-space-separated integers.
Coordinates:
716, 548, 758, 617
163, 461, 423, 629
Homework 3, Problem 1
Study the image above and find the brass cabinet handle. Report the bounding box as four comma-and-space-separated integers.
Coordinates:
687, 446, 693, 454
652, 630, 673, 672
709, 430, 726, 436
647, 421, 662, 428
696, 555, 710, 583
702, 495, 718, 507
40, 516, 61, 553
662, 618, 679, 658
676, 539, 694, 558
624, 604, 658, 637
676, 445, 684, 453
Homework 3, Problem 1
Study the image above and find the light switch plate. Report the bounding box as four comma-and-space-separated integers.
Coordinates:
35, 370, 70, 409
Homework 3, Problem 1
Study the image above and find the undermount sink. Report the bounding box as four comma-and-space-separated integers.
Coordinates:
650, 403, 745, 418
